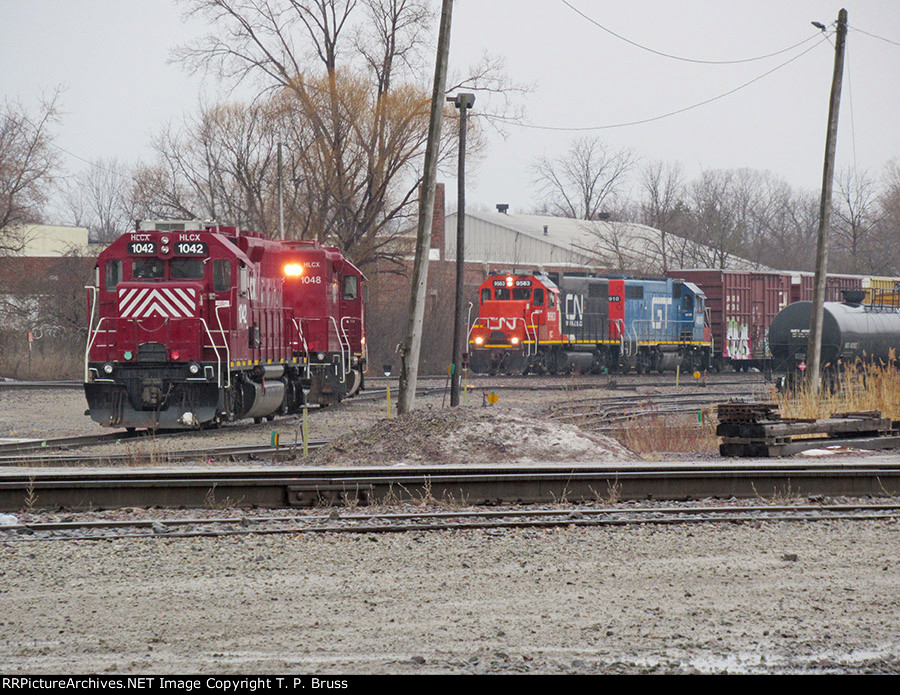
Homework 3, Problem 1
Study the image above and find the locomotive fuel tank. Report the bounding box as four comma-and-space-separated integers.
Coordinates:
769, 298, 900, 370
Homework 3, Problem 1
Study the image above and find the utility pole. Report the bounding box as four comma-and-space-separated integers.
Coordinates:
448, 93, 475, 408
808, 8, 847, 393
277, 142, 285, 240
397, 0, 453, 415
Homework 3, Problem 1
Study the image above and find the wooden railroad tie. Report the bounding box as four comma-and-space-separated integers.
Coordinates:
716, 402, 900, 457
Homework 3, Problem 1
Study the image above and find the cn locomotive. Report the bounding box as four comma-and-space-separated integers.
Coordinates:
768, 290, 900, 377
468, 272, 711, 375
84, 221, 367, 430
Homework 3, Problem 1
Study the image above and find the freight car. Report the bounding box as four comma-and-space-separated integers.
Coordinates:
768, 290, 900, 377
84, 221, 366, 430
468, 272, 711, 375
666, 269, 880, 372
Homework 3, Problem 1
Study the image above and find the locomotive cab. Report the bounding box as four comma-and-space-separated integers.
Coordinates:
469, 273, 561, 374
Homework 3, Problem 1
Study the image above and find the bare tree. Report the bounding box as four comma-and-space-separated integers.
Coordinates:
833, 166, 881, 273
63, 158, 133, 242
637, 160, 688, 272
170, 0, 516, 271
875, 158, 900, 274
0, 92, 62, 253
684, 169, 769, 269
531, 137, 637, 220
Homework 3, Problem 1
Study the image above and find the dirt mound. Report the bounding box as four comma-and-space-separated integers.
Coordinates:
310, 405, 633, 465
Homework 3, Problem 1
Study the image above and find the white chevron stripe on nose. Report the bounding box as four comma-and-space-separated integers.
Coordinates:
119, 287, 197, 319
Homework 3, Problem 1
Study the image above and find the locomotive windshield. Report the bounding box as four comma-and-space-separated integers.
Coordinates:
132, 259, 164, 279
171, 258, 205, 279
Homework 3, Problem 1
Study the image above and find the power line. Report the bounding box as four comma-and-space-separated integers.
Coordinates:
560, 0, 824, 65
850, 26, 900, 48
487, 35, 831, 132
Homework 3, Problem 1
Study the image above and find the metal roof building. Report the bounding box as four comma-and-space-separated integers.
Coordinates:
441, 210, 766, 273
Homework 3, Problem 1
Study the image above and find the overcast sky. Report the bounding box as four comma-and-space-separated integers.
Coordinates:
2, 0, 899, 220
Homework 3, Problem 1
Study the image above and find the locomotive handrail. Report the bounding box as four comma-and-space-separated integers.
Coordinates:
197, 318, 224, 389
290, 318, 311, 379
613, 318, 626, 356
528, 312, 542, 357
337, 316, 360, 383
629, 318, 700, 343
213, 303, 231, 388
83, 285, 99, 382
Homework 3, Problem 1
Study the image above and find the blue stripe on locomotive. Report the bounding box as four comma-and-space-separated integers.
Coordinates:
623, 279, 705, 343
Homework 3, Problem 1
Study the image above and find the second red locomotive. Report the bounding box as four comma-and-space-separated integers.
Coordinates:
84, 221, 366, 430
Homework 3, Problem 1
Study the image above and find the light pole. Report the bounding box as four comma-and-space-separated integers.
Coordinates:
447, 92, 475, 408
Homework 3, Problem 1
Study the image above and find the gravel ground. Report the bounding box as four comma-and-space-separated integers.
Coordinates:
2, 377, 898, 674
1, 518, 898, 674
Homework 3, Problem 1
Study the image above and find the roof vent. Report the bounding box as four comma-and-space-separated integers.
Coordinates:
496, 204, 509, 214
543, 225, 549, 236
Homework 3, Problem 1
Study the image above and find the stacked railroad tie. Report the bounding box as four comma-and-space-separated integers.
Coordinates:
716, 401, 900, 457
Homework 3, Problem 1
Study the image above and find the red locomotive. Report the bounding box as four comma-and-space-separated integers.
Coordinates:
84, 221, 366, 430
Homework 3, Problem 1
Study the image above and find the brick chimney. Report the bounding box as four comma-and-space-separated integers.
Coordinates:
430, 182, 446, 261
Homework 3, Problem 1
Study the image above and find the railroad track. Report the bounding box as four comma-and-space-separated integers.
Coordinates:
0, 384, 449, 459
549, 389, 770, 430
3, 501, 897, 542
0, 380, 83, 390
2, 460, 898, 512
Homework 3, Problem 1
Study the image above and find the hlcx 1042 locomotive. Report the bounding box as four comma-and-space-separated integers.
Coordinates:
468, 272, 712, 375
84, 221, 367, 430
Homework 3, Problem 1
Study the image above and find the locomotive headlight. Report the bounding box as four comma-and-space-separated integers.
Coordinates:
317, 352, 326, 361
161, 245, 170, 254
161, 236, 170, 244
188, 362, 201, 375
284, 263, 304, 277
506, 276, 514, 287
102, 363, 114, 375
474, 336, 484, 345
511, 337, 520, 345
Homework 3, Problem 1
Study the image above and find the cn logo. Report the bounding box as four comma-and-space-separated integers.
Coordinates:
488, 318, 519, 331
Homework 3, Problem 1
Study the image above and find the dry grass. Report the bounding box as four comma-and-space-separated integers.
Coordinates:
0, 337, 85, 380
775, 360, 900, 421
612, 412, 719, 454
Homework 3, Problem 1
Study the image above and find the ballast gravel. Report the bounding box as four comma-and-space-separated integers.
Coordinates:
1, 518, 898, 674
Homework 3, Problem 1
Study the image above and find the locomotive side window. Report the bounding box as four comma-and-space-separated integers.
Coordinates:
481, 288, 490, 303
104, 260, 122, 291
512, 288, 531, 300
683, 294, 694, 311
495, 288, 510, 300
343, 275, 358, 300
213, 260, 231, 292
534, 288, 544, 306
132, 259, 164, 279
549, 292, 557, 308
171, 258, 204, 280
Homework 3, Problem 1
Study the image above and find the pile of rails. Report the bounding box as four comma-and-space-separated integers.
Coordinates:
716, 402, 900, 457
